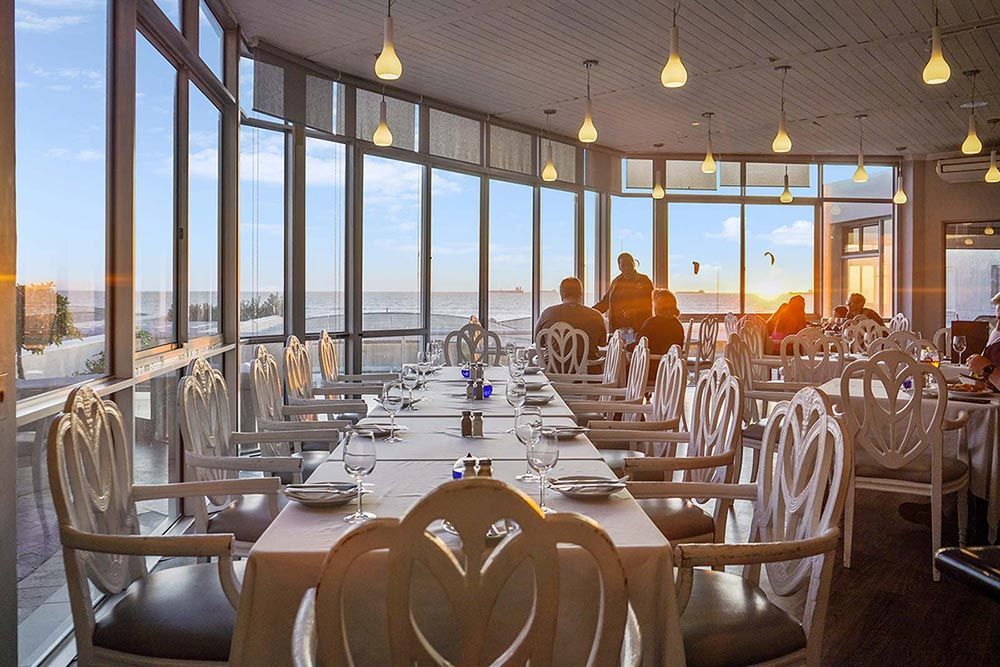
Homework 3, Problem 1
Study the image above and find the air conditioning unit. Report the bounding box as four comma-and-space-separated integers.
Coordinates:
936, 155, 992, 183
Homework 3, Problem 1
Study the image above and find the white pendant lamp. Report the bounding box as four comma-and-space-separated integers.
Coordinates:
578, 59, 599, 143
372, 93, 393, 146
779, 165, 793, 203
660, 2, 687, 88
651, 142, 665, 199
701, 112, 717, 174
962, 69, 983, 155
375, 0, 403, 80
541, 109, 558, 182
893, 147, 908, 204
987, 119, 1000, 183
923, 2, 951, 85
853, 114, 868, 183
772, 65, 792, 153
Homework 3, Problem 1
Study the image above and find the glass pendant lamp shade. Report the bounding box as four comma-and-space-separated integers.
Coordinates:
962, 113, 982, 154
375, 12, 403, 80
652, 171, 665, 199
923, 23, 951, 85
779, 169, 793, 203
373, 99, 393, 146
772, 110, 792, 153
852, 114, 868, 183
702, 148, 716, 174
578, 100, 598, 143
893, 174, 908, 204
542, 146, 558, 181
987, 150, 1000, 183
660, 25, 687, 88
853, 161, 868, 183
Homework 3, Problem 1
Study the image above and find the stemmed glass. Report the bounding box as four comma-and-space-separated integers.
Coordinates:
431, 341, 444, 367
400, 364, 420, 408
527, 430, 559, 513
514, 406, 543, 482
953, 335, 968, 365
842, 327, 857, 353
505, 377, 527, 432
342, 429, 377, 523
416, 350, 431, 385
509, 348, 527, 380
381, 381, 405, 443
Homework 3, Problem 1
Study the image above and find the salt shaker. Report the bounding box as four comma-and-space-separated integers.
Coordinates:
461, 410, 472, 437
474, 379, 484, 400
477, 457, 492, 477
466, 380, 474, 400
471, 410, 484, 437
462, 453, 478, 479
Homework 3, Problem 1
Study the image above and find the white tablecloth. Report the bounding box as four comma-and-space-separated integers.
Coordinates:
365, 386, 574, 419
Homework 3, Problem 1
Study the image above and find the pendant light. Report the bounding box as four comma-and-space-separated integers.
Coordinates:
893, 147, 908, 204
701, 112, 717, 174
853, 114, 868, 183
541, 109, 558, 182
961, 69, 983, 155
372, 90, 393, 146
923, 1, 951, 85
375, 0, 403, 80
578, 59, 599, 143
652, 143, 665, 199
986, 119, 1000, 183
772, 65, 792, 153
779, 165, 793, 203
660, 2, 687, 88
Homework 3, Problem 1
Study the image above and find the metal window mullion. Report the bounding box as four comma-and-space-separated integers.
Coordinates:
532, 185, 541, 328
574, 187, 584, 282
346, 143, 364, 373
421, 164, 432, 348
176, 69, 190, 345
287, 124, 306, 340
653, 156, 667, 288
739, 203, 746, 314
220, 19, 240, 424
479, 175, 490, 327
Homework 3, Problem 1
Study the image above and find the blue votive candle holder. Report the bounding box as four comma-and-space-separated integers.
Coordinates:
461, 367, 471, 379
483, 383, 493, 398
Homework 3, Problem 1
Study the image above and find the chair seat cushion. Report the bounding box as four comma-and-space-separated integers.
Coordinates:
93, 561, 245, 662
207, 493, 287, 543
279, 450, 330, 484
681, 569, 806, 667
741, 419, 767, 444
855, 449, 968, 484
597, 449, 645, 477
635, 498, 714, 541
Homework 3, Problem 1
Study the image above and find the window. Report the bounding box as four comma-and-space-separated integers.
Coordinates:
489, 180, 533, 345
622, 158, 652, 193
240, 125, 285, 337
429, 109, 481, 164
823, 164, 893, 199
134, 370, 182, 533
822, 202, 893, 317
14, 0, 107, 396
745, 204, 815, 313
362, 335, 420, 372
363, 155, 422, 330
188, 83, 221, 338
668, 203, 741, 314
357, 89, 417, 150
135, 34, 177, 350
540, 188, 577, 311
667, 159, 741, 195
430, 169, 480, 337
198, 1, 224, 80
583, 191, 598, 306
944, 222, 1000, 322
610, 196, 652, 279
489, 125, 533, 175
305, 138, 346, 333
745, 162, 818, 197
154, 0, 180, 26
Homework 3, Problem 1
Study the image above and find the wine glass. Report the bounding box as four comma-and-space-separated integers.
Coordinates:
842, 327, 857, 353
342, 429, 377, 523
415, 350, 431, 385
527, 430, 559, 513
400, 364, 420, 407
514, 407, 543, 482
953, 335, 967, 365
922, 347, 940, 368
431, 341, 444, 367
505, 377, 527, 432
381, 381, 405, 443
509, 348, 527, 380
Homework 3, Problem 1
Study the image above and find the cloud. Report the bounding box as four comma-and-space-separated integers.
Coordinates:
22, 1, 102, 7
706, 216, 740, 241
45, 147, 103, 161
15, 9, 85, 32
189, 148, 220, 180
759, 219, 813, 246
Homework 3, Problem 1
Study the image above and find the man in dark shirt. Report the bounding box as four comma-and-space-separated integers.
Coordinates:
594, 253, 654, 333
846, 292, 883, 324
535, 277, 608, 362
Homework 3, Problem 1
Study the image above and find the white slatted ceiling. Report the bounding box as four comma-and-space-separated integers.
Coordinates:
230, 0, 1000, 155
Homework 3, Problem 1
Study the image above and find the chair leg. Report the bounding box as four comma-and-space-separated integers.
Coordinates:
748, 447, 761, 484
957, 488, 968, 548
843, 474, 855, 569
931, 490, 942, 582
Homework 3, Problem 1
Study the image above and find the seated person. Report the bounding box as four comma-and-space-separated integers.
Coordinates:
846, 292, 882, 323
768, 295, 807, 355
631, 289, 685, 382
832, 305, 849, 319
535, 277, 607, 364
967, 292, 1000, 390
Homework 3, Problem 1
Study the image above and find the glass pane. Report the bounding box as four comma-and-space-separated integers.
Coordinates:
363, 155, 422, 330
240, 125, 285, 337
356, 89, 417, 150
188, 83, 221, 338
135, 34, 177, 350
546, 141, 577, 183
745, 162, 818, 197
945, 221, 1000, 321
198, 0, 223, 80
583, 191, 598, 306
14, 0, 107, 398
362, 336, 420, 373
135, 371, 182, 531
668, 160, 741, 195
861, 225, 879, 252
823, 202, 892, 316
745, 204, 815, 313
668, 203, 741, 314
239, 341, 284, 432
610, 196, 652, 279
154, 0, 180, 26
540, 188, 577, 312
623, 158, 652, 191
489, 125, 533, 174
823, 164, 893, 198
305, 138, 346, 333
843, 228, 860, 254
489, 180, 533, 346
430, 169, 480, 338
429, 109, 481, 164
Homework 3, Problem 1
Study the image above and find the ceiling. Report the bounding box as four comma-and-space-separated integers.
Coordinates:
229, 0, 1000, 157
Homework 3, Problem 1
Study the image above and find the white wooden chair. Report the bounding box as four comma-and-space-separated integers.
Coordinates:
550, 330, 627, 399
842, 318, 889, 354
178, 358, 343, 554
838, 351, 969, 580
866, 330, 937, 358
889, 312, 911, 332
795, 326, 825, 342
442, 321, 503, 366
317, 329, 396, 386
723, 312, 739, 339
649, 387, 850, 666
933, 327, 952, 358
780, 332, 849, 385
535, 322, 590, 377
290, 477, 641, 666
686, 315, 721, 380
48, 386, 252, 665
284, 335, 378, 422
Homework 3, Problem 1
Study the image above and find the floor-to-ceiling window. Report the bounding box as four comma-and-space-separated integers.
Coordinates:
540, 188, 577, 311
944, 221, 1000, 322
188, 82, 222, 338
305, 137, 346, 334
430, 169, 480, 337
668, 202, 742, 314
610, 196, 653, 279
745, 204, 815, 313
488, 179, 534, 346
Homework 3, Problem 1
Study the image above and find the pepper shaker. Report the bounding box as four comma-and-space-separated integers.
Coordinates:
462, 453, 478, 479
466, 379, 474, 400
461, 410, 472, 437
472, 410, 484, 437
477, 457, 492, 477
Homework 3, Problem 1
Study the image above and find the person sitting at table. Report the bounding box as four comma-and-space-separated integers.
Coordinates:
593, 252, 654, 335
846, 292, 882, 323
832, 305, 849, 319
630, 289, 685, 381
535, 276, 607, 363
967, 292, 1000, 390
767, 295, 807, 354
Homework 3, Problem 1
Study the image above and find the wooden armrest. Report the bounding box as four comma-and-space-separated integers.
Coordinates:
338, 373, 397, 382
232, 428, 344, 443
623, 451, 734, 473
132, 477, 281, 501
943, 410, 970, 432
754, 380, 811, 392
565, 386, 629, 398
313, 384, 383, 396
185, 452, 303, 473
546, 373, 605, 383
567, 399, 648, 414
59, 525, 234, 558
588, 427, 689, 442
285, 399, 368, 413
626, 481, 756, 501
673, 528, 841, 568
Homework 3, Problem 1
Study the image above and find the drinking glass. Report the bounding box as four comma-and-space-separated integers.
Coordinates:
842, 327, 857, 352
381, 381, 405, 443
400, 364, 420, 407
527, 431, 559, 513
415, 350, 431, 385
343, 429, 377, 523
921, 347, 940, 368
431, 341, 444, 366
509, 348, 527, 380
505, 378, 527, 432
953, 335, 967, 365
514, 407, 543, 482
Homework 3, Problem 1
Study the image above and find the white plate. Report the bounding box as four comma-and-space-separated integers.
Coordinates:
524, 380, 550, 391
541, 425, 589, 440
282, 482, 365, 507
355, 423, 409, 438
525, 393, 554, 406
549, 475, 625, 499
524, 366, 542, 375
948, 389, 994, 399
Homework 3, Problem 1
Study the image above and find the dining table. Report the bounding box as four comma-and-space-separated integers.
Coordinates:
229, 370, 686, 666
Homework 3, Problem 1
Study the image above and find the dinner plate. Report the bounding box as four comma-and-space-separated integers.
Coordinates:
282, 482, 366, 507
541, 425, 589, 440
948, 389, 994, 399
524, 393, 554, 406
548, 475, 625, 498
373, 396, 423, 409
524, 380, 549, 391
355, 423, 409, 437
523, 366, 541, 375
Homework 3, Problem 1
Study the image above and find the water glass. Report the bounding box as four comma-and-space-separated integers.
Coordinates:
381, 381, 405, 443
343, 430, 377, 523
505, 378, 527, 431
401, 364, 420, 406
514, 407, 543, 482
527, 431, 559, 513
953, 335, 967, 365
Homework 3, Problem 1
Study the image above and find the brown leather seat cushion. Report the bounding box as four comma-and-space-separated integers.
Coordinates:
279, 450, 330, 484
93, 561, 245, 662
635, 498, 714, 541
598, 449, 645, 477
208, 493, 287, 543
681, 569, 806, 667
855, 449, 967, 484
741, 419, 768, 445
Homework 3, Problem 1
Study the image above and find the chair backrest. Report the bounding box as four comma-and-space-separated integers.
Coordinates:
284, 335, 316, 403
622, 337, 650, 423
724, 333, 760, 425
178, 358, 240, 504
685, 357, 743, 484
889, 312, 910, 332
932, 327, 952, 357
650, 345, 687, 423
839, 350, 947, 470
249, 344, 290, 429
780, 333, 848, 384
602, 330, 628, 386
307, 478, 629, 665
796, 326, 825, 342
535, 322, 590, 376
866, 330, 936, 359
736, 313, 768, 340
318, 329, 340, 384
841, 318, 889, 354
724, 312, 739, 338
693, 315, 720, 363
443, 322, 503, 366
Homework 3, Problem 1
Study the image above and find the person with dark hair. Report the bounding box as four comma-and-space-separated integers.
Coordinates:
535, 276, 607, 361
767, 295, 807, 354
593, 252, 654, 334
832, 305, 849, 319
846, 292, 882, 323
632, 289, 685, 381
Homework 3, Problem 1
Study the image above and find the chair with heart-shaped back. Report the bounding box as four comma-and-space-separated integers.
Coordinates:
290, 477, 641, 666
724, 312, 739, 339
780, 332, 849, 385
49, 385, 256, 665
838, 350, 969, 580
889, 312, 910, 333
284, 335, 377, 423
443, 321, 503, 366
550, 329, 627, 403
317, 329, 396, 388
865, 330, 937, 359
535, 321, 591, 378
686, 315, 721, 381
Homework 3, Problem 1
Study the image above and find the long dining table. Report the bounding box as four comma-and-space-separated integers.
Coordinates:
229, 370, 686, 666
